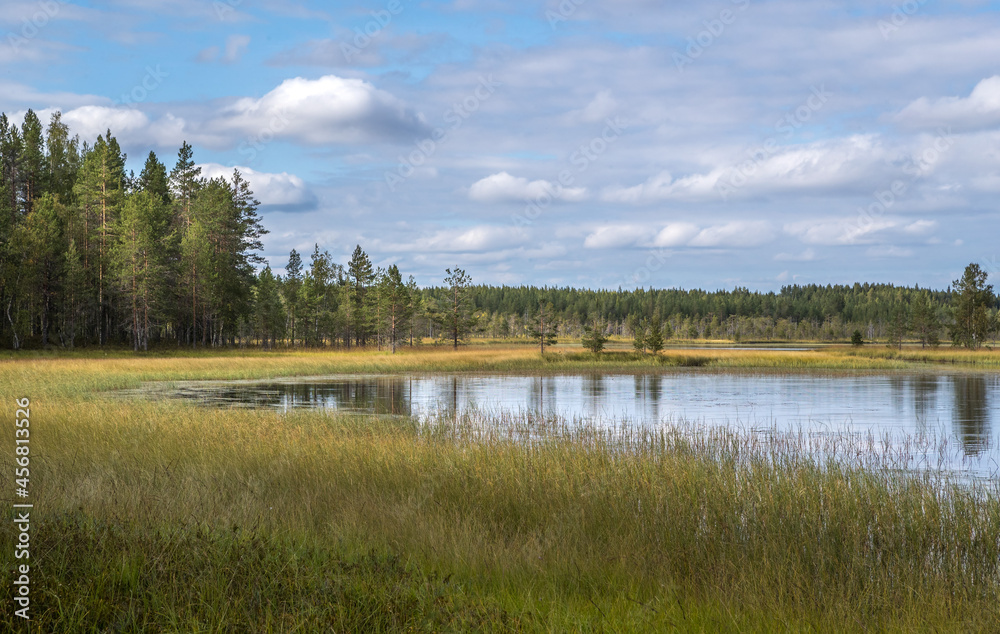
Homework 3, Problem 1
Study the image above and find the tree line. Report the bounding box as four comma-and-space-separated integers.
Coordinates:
1, 109, 997, 351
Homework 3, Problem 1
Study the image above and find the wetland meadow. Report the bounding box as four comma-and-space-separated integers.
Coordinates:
3, 344, 1000, 631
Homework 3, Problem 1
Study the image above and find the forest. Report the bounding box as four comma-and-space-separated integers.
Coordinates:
1, 109, 997, 351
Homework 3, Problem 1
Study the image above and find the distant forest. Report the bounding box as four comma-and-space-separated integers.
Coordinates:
2, 109, 998, 351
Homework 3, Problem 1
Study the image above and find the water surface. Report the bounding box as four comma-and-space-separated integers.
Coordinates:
161, 371, 1000, 478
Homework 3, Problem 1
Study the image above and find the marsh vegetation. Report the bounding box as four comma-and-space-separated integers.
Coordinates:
3, 347, 1000, 631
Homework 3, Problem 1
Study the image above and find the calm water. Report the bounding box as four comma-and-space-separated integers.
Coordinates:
164, 372, 1000, 478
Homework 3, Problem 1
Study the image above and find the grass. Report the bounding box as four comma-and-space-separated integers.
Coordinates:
5, 342, 1000, 400
2, 349, 1000, 631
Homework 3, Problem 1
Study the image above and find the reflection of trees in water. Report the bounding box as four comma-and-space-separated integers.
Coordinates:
528, 376, 559, 415
952, 376, 990, 456
634, 374, 663, 421
909, 375, 939, 433
273, 378, 412, 415
583, 374, 606, 417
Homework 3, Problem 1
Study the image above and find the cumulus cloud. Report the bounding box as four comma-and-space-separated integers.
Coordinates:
197, 35, 252, 64
689, 221, 774, 248
894, 76, 1000, 132
19, 106, 187, 150
216, 75, 430, 145
603, 136, 889, 203
783, 216, 929, 246
468, 172, 587, 202
9, 73, 428, 156
582, 225, 648, 249
653, 223, 700, 247
584, 221, 773, 249
197, 163, 318, 211
565, 90, 618, 124
377, 225, 530, 253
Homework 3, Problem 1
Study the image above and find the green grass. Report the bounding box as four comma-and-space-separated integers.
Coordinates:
2, 352, 1000, 631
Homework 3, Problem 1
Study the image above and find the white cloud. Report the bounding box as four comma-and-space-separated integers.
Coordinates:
566, 90, 618, 124
197, 163, 318, 210
468, 172, 587, 202
18, 105, 189, 152
784, 218, 886, 246
866, 245, 914, 258
224, 35, 251, 63
603, 136, 888, 203
894, 76, 1000, 131
59, 105, 149, 139
903, 219, 937, 234
217, 75, 430, 145
688, 221, 774, 248
377, 226, 530, 254
197, 36, 251, 64
584, 221, 772, 249
583, 225, 648, 249
774, 248, 816, 262
653, 223, 700, 247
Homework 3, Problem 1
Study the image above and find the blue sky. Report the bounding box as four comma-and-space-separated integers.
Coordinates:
3, 0, 1000, 290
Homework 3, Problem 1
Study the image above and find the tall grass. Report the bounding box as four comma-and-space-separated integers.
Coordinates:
6, 343, 989, 402
2, 354, 1000, 631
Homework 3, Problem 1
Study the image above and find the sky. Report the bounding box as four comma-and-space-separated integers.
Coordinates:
3, 0, 1000, 291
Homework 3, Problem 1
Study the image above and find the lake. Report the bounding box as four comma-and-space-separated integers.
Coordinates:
160, 371, 1000, 479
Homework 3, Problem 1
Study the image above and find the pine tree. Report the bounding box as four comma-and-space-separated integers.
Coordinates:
581, 322, 608, 354
19, 109, 45, 216
282, 249, 303, 345
631, 317, 646, 353
73, 131, 125, 345
950, 263, 994, 349
254, 266, 284, 349
379, 264, 411, 353
62, 238, 86, 348
112, 191, 170, 350
45, 112, 79, 201
910, 292, 941, 348
529, 301, 558, 353
406, 275, 421, 346
436, 266, 477, 349
886, 305, 908, 350
646, 314, 664, 354
24, 194, 66, 346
